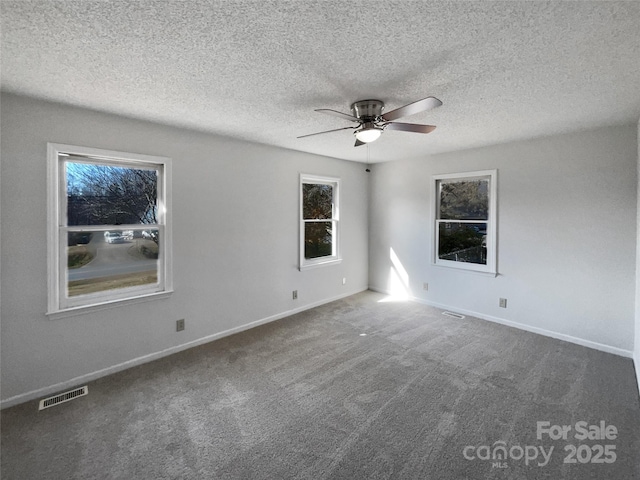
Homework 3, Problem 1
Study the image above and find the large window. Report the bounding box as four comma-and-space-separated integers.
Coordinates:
47, 144, 172, 314
433, 170, 497, 274
300, 174, 341, 269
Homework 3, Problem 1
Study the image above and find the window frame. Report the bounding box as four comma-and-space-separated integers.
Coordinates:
432, 169, 497, 275
47, 143, 173, 315
299, 173, 341, 270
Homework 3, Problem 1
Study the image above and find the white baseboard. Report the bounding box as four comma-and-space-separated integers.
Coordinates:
1, 287, 367, 409
368, 286, 634, 359
635, 351, 640, 398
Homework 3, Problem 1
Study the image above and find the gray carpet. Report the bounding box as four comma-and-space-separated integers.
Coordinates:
2, 290, 639, 479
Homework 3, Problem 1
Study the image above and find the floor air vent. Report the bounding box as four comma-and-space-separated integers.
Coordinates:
442, 311, 465, 319
38, 386, 88, 410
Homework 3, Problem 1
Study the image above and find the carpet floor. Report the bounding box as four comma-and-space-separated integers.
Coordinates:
2, 290, 639, 479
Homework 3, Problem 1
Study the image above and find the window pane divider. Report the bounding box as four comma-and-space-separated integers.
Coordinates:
62, 224, 160, 232
436, 219, 489, 223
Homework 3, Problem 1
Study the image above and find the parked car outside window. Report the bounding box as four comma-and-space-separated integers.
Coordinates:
104, 231, 124, 244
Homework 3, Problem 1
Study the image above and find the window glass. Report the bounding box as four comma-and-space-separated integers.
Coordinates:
66, 162, 158, 226
66, 229, 159, 297
439, 179, 488, 220
304, 222, 333, 259
302, 183, 333, 220
438, 222, 487, 265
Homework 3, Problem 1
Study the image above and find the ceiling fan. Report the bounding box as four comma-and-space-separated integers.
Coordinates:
297, 96, 442, 147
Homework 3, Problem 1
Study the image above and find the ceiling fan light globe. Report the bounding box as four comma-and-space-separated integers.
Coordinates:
354, 127, 382, 143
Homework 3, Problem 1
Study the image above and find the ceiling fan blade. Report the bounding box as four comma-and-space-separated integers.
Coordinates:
384, 123, 437, 134
381, 97, 442, 122
315, 109, 360, 122
297, 126, 356, 139
354, 139, 365, 147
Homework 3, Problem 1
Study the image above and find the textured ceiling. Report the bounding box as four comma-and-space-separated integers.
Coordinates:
2, 1, 640, 163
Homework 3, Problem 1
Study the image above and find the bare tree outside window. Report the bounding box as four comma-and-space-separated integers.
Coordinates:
67, 163, 158, 230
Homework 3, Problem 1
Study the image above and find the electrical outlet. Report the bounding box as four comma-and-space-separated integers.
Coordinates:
423, 282, 429, 291
499, 298, 507, 308
342, 277, 347, 285
176, 319, 185, 331
292, 290, 298, 300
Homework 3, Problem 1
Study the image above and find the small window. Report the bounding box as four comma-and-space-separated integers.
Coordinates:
433, 170, 497, 274
300, 174, 341, 269
47, 144, 172, 313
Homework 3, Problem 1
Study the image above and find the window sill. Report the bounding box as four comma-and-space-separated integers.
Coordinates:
47, 290, 174, 320
299, 258, 342, 271
433, 263, 498, 277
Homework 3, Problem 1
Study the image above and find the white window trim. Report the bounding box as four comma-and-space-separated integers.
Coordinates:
432, 169, 498, 275
47, 143, 173, 315
299, 173, 342, 270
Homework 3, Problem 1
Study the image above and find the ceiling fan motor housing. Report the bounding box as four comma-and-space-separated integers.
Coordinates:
350, 100, 384, 121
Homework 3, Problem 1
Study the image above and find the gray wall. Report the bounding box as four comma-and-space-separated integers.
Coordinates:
369, 125, 638, 355
636, 117, 640, 391
0, 94, 369, 405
